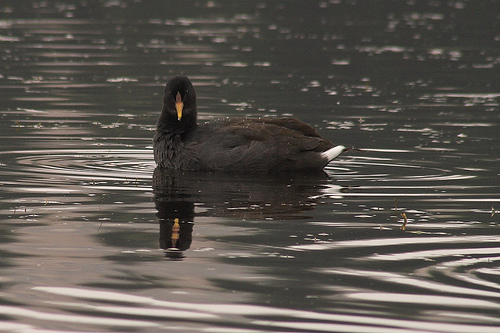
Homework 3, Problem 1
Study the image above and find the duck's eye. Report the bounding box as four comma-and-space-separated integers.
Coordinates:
186, 90, 189, 94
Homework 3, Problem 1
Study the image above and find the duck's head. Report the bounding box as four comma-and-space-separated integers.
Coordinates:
162, 76, 197, 124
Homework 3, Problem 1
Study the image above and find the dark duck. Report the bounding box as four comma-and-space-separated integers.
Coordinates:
153, 76, 346, 173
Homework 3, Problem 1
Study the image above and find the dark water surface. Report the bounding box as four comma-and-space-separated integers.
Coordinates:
1, 1, 499, 332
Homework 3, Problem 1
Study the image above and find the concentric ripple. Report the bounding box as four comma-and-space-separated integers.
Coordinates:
2, 148, 155, 193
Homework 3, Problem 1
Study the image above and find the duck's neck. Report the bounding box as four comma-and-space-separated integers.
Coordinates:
157, 110, 197, 136
154, 111, 198, 169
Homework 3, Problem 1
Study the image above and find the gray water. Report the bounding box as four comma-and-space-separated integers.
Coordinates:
1, 1, 499, 332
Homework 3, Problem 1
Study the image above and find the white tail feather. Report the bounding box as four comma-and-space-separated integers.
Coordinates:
322, 145, 345, 162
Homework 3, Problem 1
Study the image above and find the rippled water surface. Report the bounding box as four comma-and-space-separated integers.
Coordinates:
1, 1, 499, 332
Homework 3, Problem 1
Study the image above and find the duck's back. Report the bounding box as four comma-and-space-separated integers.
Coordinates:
184, 117, 335, 172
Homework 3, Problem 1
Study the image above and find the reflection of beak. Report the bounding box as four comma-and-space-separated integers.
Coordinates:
175, 102, 183, 121
171, 218, 180, 248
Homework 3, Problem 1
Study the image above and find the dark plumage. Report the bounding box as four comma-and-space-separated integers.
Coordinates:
153, 76, 345, 173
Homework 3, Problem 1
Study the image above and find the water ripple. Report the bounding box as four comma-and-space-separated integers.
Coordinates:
6, 148, 154, 180
21, 286, 499, 333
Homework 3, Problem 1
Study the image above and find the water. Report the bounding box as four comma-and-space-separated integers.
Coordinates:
1, 0, 499, 331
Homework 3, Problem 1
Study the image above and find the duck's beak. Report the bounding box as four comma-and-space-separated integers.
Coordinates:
175, 91, 183, 121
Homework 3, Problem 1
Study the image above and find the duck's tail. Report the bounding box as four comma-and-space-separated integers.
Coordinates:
321, 145, 346, 162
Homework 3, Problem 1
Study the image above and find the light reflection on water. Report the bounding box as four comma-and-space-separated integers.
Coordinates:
1, 286, 495, 333
0, 143, 497, 331
1, 0, 499, 332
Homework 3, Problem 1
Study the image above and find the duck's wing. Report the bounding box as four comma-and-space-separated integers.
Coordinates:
192, 118, 334, 171
221, 117, 334, 152
257, 117, 323, 138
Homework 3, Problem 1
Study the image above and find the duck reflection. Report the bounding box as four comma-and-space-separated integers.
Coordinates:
152, 168, 335, 259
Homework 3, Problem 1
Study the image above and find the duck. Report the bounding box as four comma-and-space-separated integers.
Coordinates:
153, 75, 346, 173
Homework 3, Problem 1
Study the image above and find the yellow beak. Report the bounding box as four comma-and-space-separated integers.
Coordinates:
175, 102, 184, 121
